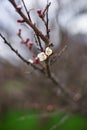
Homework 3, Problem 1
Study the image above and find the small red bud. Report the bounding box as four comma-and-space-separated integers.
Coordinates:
37, 9, 44, 18
17, 19, 25, 23
21, 38, 30, 45
28, 42, 33, 50
17, 29, 21, 36
37, 9, 42, 15
33, 57, 39, 64
37, 9, 43, 18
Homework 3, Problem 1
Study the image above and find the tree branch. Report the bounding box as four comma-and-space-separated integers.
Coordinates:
0, 33, 44, 73
0, 33, 76, 105
8, 0, 49, 44
1, 0, 77, 106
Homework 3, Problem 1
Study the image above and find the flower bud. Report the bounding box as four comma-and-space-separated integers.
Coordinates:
33, 57, 39, 64
17, 19, 25, 23
37, 9, 43, 18
37, 9, 42, 15
28, 42, 33, 50
17, 29, 21, 36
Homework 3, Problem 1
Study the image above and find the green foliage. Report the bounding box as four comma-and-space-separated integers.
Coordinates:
0, 110, 87, 130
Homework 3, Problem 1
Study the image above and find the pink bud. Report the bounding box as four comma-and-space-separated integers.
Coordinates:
17, 19, 25, 23
28, 42, 33, 50
33, 57, 39, 64
17, 29, 21, 36
37, 9, 43, 18
37, 9, 42, 14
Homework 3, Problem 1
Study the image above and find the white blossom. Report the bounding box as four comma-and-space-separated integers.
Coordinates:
37, 52, 47, 61
45, 47, 52, 56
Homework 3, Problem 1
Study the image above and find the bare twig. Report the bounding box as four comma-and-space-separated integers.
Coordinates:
43, 1, 51, 17
50, 44, 68, 65
35, 34, 43, 52
42, 1, 51, 39
45, 1, 51, 39
21, 0, 31, 21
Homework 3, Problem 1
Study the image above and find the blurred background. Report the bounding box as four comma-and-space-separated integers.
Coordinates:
0, 0, 87, 129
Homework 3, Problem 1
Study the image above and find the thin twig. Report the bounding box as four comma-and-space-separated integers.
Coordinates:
43, 1, 51, 17
21, 0, 31, 21
50, 44, 68, 65
46, 1, 50, 39
41, 2, 51, 40
36, 34, 43, 52
0, 33, 44, 73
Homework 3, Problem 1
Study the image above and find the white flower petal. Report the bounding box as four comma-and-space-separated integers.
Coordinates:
45, 47, 52, 56
37, 52, 47, 61
28, 59, 33, 63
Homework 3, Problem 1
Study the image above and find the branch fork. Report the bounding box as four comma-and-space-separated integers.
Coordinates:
0, 0, 77, 106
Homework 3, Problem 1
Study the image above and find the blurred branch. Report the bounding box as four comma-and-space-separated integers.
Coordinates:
50, 44, 68, 65
18, 110, 64, 120
49, 114, 69, 130
50, 73, 75, 104
0, 0, 78, 107
0, 33, 76, 105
